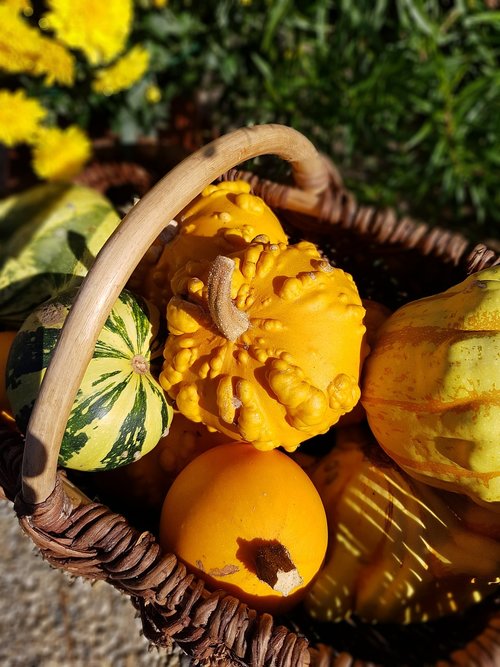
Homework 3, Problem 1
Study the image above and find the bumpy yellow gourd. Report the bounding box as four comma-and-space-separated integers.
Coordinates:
160, 239, 367, 452
129, 180, 288, 312
361, 266, 500, 506
303, 426, 500, 624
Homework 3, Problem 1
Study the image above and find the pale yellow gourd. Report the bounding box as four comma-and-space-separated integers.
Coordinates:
361, 266, 500, 506
304, 425, 500, 624
160, 240, 367, 452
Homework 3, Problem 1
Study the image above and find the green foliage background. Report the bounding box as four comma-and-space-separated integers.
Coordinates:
132, 0, 500, 242
11, 1, 499, 241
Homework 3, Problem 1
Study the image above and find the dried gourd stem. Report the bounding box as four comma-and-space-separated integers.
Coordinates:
131, 355, 149, 374
207, 256, 250, 342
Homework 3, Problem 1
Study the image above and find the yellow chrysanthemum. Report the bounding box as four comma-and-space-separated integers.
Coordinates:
42, 0, 133, 65
31, 126, 92, 181
145, 84, 161, 104
0, 89, 47, 147
2, 0, 32, 14
33, 39, 75, 86
0, 5, 74, 85
92, 45, 150, 96
0, 6, 42, 73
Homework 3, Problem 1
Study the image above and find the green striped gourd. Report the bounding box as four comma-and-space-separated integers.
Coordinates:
0, 183, 121, 328
6, 288, 172, 471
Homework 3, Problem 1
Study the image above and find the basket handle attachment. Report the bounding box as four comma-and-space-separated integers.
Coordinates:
21, 123, 331, 506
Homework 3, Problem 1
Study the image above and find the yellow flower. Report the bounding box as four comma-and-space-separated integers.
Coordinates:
0, 89, 46, 147
0, 5, 74, 85
92, 45, 150, 96
43, 0, 133, 65
153, 0, 168, 7
145, 84, 161, 104
2, 0, 32, 14
34, 39, 75, 86
32, 126, 92, 181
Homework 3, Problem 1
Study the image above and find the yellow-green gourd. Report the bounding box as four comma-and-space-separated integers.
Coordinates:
361, 266, 500, 506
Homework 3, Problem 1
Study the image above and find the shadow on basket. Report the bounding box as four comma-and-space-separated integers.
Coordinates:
1, 124, 500, 667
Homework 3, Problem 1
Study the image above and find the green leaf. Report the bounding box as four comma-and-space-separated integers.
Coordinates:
463, 11, 500, 28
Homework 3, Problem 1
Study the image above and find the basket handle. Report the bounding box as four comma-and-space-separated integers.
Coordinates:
21, 124, 330, 505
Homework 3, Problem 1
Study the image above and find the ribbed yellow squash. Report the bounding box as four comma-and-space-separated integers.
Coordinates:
361, 266, 500, 506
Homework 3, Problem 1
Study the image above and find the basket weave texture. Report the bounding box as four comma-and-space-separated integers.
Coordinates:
1, 125, 500, 667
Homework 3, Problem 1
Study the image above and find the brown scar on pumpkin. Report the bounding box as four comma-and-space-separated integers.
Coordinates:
208, 564, 240, 576
237, 538, 303, 596
255, 542, 303, 596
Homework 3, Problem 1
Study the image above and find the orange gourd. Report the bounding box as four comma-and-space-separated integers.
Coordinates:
0, 331, 16, 422
159, 442, 328, 613
160, 239, 368, 452
129, 180, 288, 312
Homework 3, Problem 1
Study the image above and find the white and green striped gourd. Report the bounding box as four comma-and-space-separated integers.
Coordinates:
6, 287, 172, 471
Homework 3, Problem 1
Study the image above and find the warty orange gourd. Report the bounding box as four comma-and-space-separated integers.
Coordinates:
160, 239, 368, 451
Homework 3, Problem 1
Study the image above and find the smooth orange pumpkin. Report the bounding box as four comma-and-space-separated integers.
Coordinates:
0, 331, 16, 421
159, 442, 328, 613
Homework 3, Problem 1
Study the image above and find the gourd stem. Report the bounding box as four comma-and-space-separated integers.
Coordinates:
132, 354, 149, 375
207, 256, 250, 342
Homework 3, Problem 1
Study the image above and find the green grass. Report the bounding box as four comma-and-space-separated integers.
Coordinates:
133, 0, 500, 242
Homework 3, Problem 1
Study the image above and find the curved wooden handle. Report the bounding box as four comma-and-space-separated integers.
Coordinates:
21, 124, 330, 504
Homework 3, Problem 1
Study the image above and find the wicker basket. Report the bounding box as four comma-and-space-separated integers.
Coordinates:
1, 124, 500, 667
